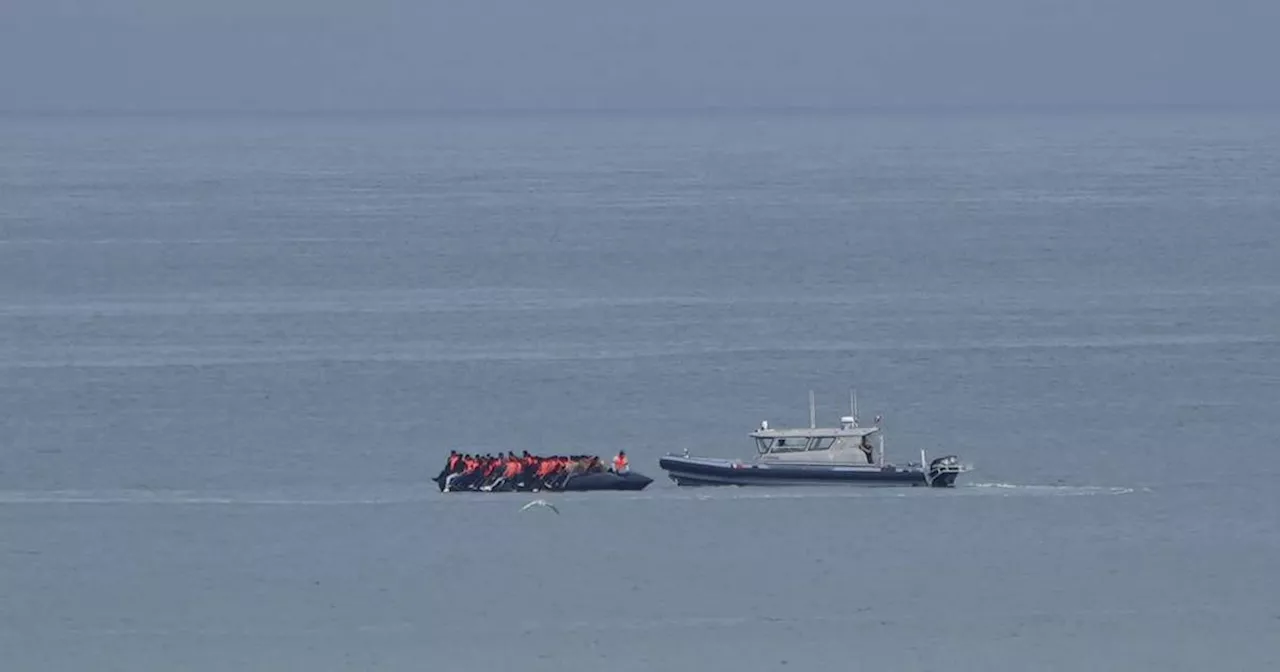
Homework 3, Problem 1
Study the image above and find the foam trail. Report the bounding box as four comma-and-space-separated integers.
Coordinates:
964, 482, 1141, 496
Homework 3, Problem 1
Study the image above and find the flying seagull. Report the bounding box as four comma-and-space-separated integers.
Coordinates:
520, 499, 560, 514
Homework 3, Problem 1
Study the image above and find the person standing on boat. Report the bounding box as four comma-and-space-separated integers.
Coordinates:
612, 451, 630, 474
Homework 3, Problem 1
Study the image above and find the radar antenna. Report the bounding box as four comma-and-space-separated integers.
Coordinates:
850, 388, 859, 427
809, 390, 816, 429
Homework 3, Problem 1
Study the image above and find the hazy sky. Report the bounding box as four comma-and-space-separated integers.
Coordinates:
2, 0, 1277, 111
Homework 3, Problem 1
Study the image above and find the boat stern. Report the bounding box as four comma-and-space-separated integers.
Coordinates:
926, 455, 970, 487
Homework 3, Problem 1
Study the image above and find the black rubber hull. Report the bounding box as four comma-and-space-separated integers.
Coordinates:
658, 456, 959, 488
559, 472, 653, 491
434, 470, 653, 493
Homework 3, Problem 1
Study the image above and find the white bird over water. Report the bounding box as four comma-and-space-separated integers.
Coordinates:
520, 499, 560, 514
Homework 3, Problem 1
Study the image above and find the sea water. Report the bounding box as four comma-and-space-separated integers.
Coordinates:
2, 110, 1279, 670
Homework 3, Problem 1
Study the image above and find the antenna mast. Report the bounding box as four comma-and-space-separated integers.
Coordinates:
809, 390, 816, 429
851, 388, 859, 426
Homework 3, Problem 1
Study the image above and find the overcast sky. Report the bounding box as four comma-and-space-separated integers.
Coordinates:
2, 0, 1277, 112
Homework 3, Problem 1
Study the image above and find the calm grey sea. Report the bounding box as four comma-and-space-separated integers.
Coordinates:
1, 110, 1279, 671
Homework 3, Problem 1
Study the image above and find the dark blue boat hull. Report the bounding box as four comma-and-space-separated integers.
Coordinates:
658, 455, 960, 488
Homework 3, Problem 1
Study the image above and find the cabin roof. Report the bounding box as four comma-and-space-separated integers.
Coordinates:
750, 426, 879, 439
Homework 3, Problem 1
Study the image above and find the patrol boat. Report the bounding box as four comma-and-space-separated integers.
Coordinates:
657, 391, 970, 488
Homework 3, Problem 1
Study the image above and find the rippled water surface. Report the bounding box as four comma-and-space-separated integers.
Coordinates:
2, 111, 1279, 670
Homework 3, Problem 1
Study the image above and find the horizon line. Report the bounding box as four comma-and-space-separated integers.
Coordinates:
2, 102, 1278, 119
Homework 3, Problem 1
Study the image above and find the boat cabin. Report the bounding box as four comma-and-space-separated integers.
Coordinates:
749, 415, 884, 466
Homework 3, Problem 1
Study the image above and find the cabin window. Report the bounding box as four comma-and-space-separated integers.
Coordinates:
771, 438, 806, 453
807, 437, 836, 451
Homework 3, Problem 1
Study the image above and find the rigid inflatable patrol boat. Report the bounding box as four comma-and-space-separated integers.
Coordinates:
658, 391, 970, 488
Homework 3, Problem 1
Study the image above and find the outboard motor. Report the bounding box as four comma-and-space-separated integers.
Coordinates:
927, 455, 963, 487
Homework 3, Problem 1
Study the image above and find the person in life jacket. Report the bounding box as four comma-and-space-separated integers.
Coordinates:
437, 450, 460, 484
442, 452, 475, 491
507, 452, 523, 474
481, 455, 501, 486
611, 450, 629, 474
488, 454, 520, 491
534, 456, 557, 487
